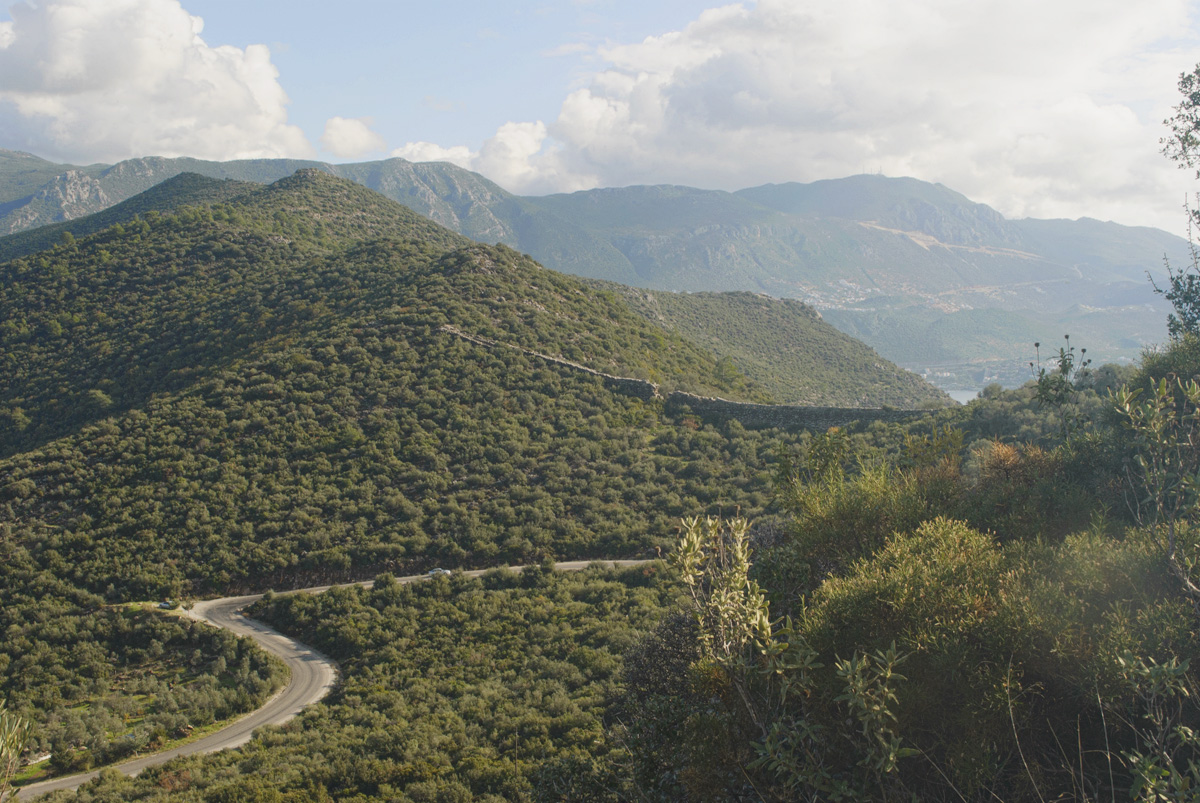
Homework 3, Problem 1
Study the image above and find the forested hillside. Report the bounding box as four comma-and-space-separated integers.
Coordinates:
1, 170, 866, 786
12, 167, 1192, 802
36, 335, 1200, 801
1, 168, 819, 591
605, 285, 947, 407
0, 151, 1184, 389
36, 565, 676, 802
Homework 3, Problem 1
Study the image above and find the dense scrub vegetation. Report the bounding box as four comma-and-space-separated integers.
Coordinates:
0, 170, 813, 785
11, 167, 1196, 801
0, 170, 813, 607
619, 336, 1200, 800
2, 561, 284, 777
31, 350, 1198, 801
0, 169, 774, 459
0, 170, 466, 455
601, 284, 949, 408
44, 565, 674, 802
2, 324, 794, 599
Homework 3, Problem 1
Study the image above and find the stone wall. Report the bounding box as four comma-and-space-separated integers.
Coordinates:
665, 392, 931, 430
441, 324, 932, 431
442, 324, 663, 401
601, 374, 660, 401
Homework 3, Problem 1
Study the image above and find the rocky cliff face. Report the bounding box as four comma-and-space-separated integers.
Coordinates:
882, 196, 1025, 248
48, 170, 112, 219
3, 170, 111, 234
334, 159, 516, 244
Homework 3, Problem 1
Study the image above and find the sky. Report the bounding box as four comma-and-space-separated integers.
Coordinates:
1, 0, 1199, 234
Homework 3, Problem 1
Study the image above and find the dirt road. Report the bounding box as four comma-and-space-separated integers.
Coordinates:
16, 560, 647, 800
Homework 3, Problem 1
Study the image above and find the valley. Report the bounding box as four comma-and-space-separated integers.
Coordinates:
0, 152, 1184, 392
0, 170, 940, 799
1, 164, 1198, 801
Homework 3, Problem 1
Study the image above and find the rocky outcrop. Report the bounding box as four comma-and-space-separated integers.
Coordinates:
3, 170, 111, 234
51, 171, 112, 220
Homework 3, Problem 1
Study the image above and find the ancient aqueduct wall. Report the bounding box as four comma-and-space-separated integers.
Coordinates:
442, 325, 933, 431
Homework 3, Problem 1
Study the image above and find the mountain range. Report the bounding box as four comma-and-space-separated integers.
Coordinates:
2, 161, 1189, 802
0, 149, 1187, 389
0, 168, 939, 644
3, 169, 848, 787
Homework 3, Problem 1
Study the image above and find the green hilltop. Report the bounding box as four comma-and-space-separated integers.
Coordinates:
602, 284, 945, 407
5, 167, 1200, 803
0, 170, 814, 773
0, 152, 1185, 388
3, 168, 940, 603
0, 172, 944, 457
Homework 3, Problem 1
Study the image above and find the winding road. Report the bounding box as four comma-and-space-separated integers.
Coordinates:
16, 560, 647, 800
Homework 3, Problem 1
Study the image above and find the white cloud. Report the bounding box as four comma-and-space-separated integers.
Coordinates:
416, 0, 1200, 231
391, 141, 476, 170
320, 116, 386, 158
474, 122, 565, 193
393, 122, 595, 193
0, 0, 312, 163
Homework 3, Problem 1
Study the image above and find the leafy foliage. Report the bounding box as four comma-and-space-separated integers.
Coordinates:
1162, 64, 1200, 180
1, 702, 30, 801
604, 286, 949, 407
53, 566, 673, 802
1120, 651, 1200, 801
653, 502, 1199, 799
1152, 256, 1200, 340
623, 333, 1200, 800
1155, 63, 1200, 341
1030, 334, 1091, 441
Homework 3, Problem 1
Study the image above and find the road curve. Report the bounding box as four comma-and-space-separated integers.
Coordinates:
16, 560, 649, 800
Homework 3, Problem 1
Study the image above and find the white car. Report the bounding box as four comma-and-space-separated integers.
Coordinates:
427, 568, 451, 577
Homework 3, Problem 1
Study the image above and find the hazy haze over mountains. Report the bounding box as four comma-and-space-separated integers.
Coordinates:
0, 149, 1185, 390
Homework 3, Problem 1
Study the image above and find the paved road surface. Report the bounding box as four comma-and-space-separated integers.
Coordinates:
15, 560, 647, 800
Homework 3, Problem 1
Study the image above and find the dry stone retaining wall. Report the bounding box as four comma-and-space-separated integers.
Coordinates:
665, 392, 931, 430
441, 325, 932, 430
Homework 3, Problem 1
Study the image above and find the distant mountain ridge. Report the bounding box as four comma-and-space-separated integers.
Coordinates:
0, 172, 257, 262
737, 175, 1023, 248
0, 169, 945, 610
0, 150, 1185, 387
0, 169, 947, 458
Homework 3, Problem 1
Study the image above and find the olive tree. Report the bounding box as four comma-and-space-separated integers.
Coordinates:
0, 704, 31, 802
1157, 64, 1200, 339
